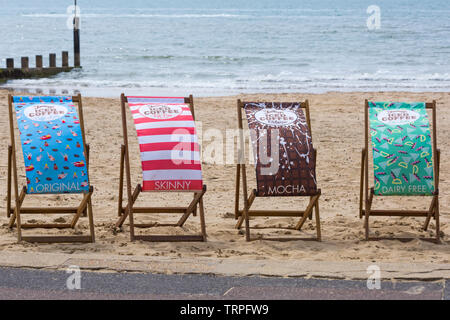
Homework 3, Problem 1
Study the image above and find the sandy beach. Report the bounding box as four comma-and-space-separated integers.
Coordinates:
0, 89, 448, 268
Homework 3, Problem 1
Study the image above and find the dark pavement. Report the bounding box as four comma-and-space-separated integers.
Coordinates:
0, 267, 447, 300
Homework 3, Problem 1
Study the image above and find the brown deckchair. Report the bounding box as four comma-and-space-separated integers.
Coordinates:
115, 94, 207, 242
360, 100, 440, 243
7, 94, 95, 243
235, 100, 321, 241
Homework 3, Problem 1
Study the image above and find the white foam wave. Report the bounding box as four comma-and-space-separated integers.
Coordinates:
21, 13, 250, 18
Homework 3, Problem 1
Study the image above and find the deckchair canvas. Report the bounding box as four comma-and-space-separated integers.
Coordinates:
7, 94, 95, 243
360, 100, 440, 243
235, 100, 321, 241
115, 94, 207, 242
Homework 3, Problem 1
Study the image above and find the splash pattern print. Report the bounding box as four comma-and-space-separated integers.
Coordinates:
13, 96, 89, 194
244, 102, 317, 196
369, 101, 434, 196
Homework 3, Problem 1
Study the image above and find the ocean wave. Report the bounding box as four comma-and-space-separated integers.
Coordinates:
130, 55, 275, 64
21, 13, 251, 18
3, 72, 450, 97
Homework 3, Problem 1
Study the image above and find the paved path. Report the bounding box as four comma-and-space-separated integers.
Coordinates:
0, 267, 447, 300
1, 251, 450, 281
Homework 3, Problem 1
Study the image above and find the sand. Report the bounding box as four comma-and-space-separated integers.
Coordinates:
0, 90, 448, 266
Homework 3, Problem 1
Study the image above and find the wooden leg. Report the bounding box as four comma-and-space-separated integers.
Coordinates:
364, 187, 374, 240
240, 164, 251, 241
7, 145, 12, 218
359, 149, 365, 219
117, 144, 125, 217
177, 190, 204, 227
14, 187, 27, 242
235, 189, 256, 229
115, 184, 141, 229
87, 192, 95, 243
308, 196, 313, 220
235, 163, 240, 219
16, 203, 22, 242
423, 196, 437, 231
199, 196, 207, 241
314, 198, 321, 241
9, 187, 26, 229
193, 194, 197, 217
70, 191, 91, 228
435, 198, 440, 244
364, 201, 370, 241
294, 194, 319, 230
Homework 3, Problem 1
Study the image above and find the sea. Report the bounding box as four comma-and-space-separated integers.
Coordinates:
1, 0, 449, 97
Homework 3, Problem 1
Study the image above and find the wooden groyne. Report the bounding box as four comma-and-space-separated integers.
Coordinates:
0, 52, 76, 83
1, 7, 81, 84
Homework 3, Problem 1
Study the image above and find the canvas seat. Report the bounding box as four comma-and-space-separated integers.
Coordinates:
235, 100, 321, 241
7, 94, 95, 243
360, 100, 441, 243
115, 94, 207, 242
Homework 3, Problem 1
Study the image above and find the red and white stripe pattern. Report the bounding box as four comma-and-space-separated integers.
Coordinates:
127, 96, 202, 191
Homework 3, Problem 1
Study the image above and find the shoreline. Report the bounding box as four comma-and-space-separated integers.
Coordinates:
1, 87, 450, 99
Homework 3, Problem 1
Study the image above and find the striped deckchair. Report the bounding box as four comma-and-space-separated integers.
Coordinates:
115, 94, 207, 242
235, 100, 321, 241
7, 94, 95, 243
360, 100, 441, 243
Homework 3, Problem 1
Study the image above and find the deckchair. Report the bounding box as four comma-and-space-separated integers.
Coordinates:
360, 100, 440, 243
115, 94, 207, 242
7, 94, 95, 243
235, 100, 321, 241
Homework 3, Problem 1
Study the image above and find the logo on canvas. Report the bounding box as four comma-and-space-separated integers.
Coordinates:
255, 109, 297, 126
377, 110, 420, 125
24, 104, 68, 121
139, 104, 183, 120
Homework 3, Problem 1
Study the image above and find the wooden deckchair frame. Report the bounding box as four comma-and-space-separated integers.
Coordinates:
115, 94, 207, 242
6, 94, 95, 243
360, 100, 440, 243
235, 99, 321, 242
